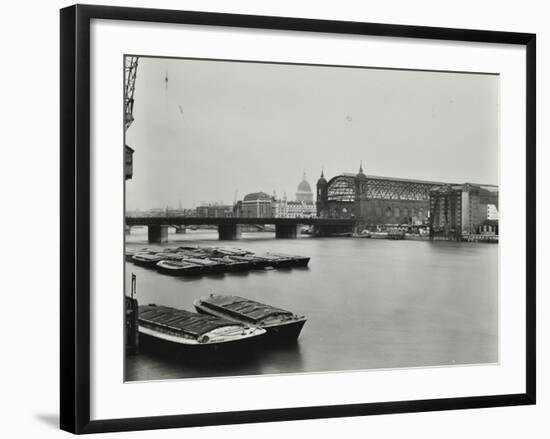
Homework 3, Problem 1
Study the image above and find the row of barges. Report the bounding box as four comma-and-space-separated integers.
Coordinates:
138, 294, 307, 353
126, 245, 310, 276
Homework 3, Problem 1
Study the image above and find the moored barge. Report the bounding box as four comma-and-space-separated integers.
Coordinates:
138, 304, 266, 353
255, 254, 294, 268
132, 252, 166, 268
155, 260, 204, 276
182, 257, 226, 274
127, 246, 310, 274
194, 294, 306, 341
265, 253, 310, 267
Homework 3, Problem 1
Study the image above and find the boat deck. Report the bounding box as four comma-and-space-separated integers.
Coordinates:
199, 295, 293, 324
139, 305, 240, 337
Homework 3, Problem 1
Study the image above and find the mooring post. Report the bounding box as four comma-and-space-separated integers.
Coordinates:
126, 273, 139, 355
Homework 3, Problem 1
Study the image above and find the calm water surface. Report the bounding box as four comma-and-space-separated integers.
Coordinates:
125, 229, 498, 381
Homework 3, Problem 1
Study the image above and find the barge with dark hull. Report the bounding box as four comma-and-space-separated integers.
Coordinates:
208, 256, 251, 272
194, 294, 306, 342
127, 246, 310, 275
155, 260, 204, 276
138, 304, 266, 353
266, 253, 310, 267
181, 257, 226, 274
255, 254, 295, 268
132, 252, 166, 268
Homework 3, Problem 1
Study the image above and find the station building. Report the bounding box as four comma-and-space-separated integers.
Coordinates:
316, 164, 499, 235
316, 164, 436, 228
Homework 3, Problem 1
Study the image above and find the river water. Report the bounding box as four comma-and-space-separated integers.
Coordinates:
125, 229, 498, 381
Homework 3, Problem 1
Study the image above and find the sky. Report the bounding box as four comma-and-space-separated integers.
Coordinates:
125, 57, 499, 211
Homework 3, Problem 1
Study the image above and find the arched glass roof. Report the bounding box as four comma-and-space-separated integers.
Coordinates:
327, 176, 356, 202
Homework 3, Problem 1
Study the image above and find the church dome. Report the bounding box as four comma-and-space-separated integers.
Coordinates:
297, 179, 312, 193
296, 173, 314, 203
297, 172, 312, 193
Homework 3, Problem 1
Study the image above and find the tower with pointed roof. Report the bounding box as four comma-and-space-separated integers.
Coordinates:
316, 169, 328, 217
357, 161, 367, 179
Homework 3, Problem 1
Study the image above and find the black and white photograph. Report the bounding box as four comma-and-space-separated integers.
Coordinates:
124, 56, 500, 381
1, 0, 544, 435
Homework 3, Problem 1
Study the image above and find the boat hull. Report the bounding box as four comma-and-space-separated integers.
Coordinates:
262, 319, 307, 341
194, 302, 306, 342
155, 264, 203, 277
132, 257, 162, 268
265, 253, 310, 267
138, 326, 265, 357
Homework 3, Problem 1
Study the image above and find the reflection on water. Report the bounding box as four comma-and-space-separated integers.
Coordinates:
125, 229, 498, 381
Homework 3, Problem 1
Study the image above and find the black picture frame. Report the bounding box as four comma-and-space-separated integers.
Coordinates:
60, 4, 536, 434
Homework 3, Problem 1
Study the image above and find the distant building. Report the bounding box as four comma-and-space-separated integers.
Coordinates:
316, 164, 499, 234
149, 207, 167, 216
233, 174, 317, 218
316, 164, 436, 226
285, 200, 316, 218
271, 174, 316, 218
236, 192, 273, 217
296, 172, 314, 203
487, 204, 499, 220
271, 192, 288, 218
429, 184, 499, 237
196, 204, 233, 217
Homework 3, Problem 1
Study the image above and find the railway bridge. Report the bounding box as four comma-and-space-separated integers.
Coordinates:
125, 216, 356, 243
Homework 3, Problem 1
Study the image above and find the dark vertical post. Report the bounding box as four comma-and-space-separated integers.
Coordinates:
126, 273, 139, 355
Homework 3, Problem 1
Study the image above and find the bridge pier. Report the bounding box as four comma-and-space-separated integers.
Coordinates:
218, 224, 242, 240
147, 225, 169, 243
275, 224, 300, 239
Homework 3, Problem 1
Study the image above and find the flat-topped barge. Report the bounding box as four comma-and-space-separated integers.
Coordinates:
138, 304, 266, 353
194, 294, 306, 341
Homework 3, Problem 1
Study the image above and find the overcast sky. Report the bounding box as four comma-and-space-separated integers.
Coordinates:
125, 57, 499, 211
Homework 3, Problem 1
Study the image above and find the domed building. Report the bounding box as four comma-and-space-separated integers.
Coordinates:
238, 191, 274, 218
233, 173, 317, 219
296, 172, 314, 203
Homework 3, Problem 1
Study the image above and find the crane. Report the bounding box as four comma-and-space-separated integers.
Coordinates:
124, 56, 139, 131
124, 56, 139, 180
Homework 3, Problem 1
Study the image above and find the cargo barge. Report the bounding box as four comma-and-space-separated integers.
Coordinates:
127, 246, 310, 276
155, 260, 204, 276
265, 253, 310, 267
138, 304, 266, 353
132, 252, 166, 268
194, 294, 306, 341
